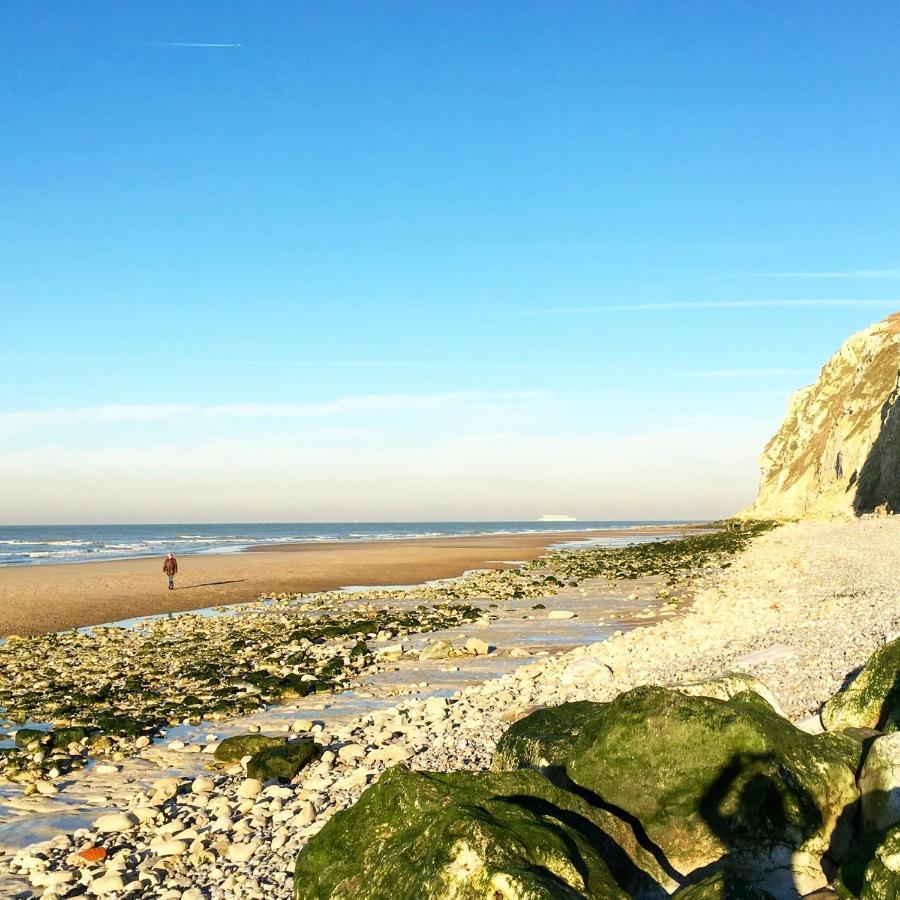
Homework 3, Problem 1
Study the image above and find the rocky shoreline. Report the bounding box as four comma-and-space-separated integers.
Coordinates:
9, 520, 900, 898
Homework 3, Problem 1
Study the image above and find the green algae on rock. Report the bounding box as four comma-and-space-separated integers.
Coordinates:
0, 599, 481, 783
247, 738, 321, 783
214, 733, 286, 762
492, 701, 606, 772
564, 687, 859, 894
672, 872, 777, 900
672, 672, 785, 717
822, 637, 900, 733
293, 765, 675, 900
836, 823, 900, 899
857, 733, 900, 834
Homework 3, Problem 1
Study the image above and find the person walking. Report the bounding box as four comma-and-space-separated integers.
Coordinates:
163, 552, 178, 590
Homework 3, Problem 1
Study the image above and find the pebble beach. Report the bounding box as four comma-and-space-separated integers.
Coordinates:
4, 519, 900, 898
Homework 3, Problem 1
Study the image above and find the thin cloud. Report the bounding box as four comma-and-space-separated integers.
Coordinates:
687, 368, 811, 379
150, 42, 242, 48
0, 391, 551, 430
754, 269, 900, 279
529, 299, 900, 315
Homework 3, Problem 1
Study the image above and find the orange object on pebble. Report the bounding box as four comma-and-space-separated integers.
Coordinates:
78, 847, 107, 863
770, 603, 779, 609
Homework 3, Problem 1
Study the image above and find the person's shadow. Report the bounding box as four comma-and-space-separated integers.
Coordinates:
692, 752, 825, 898
175, 579, 246, 590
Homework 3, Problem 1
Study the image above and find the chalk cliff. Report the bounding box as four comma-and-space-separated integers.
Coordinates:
742, 312, 900, 519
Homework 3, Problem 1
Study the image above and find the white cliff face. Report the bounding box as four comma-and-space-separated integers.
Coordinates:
743, 312, 900, 519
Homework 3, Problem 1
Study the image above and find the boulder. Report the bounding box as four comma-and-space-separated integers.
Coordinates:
293, 765, 674, 899
560, 656, 613, 689
464, 638, 492, 656
419, 639, 454, 660
565, 687, 859, 895
14, 728, 50, 749
672, 872, 777, 899
858, 733, 900, 833
822, 638, 900, 733
836, 823, 900, 899
493, 701, 606, 771
247, 739, 321, 783
673, 673, 785, 718
93, 811, 139, 834
213, 733, 286, 763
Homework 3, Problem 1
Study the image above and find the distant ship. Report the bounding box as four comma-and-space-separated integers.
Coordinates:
537, 514, 577, 522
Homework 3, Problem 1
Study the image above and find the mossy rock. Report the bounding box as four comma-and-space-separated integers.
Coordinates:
565, 687, 859, 894
836, 823, 900, 898
294, 765, 675, 899
15, 728, 50, 749
823, 638, 900, 733
274, 674, 315, 699
816, 728, 881, 778
94, 713, 154, 737
672, 872, 777, 899
349, 640, 370, 658
673, 673, 784, 717
247, 739, 322, 783
14, 725, 91, 751
493, 701, 607, 771
50, 726, 91, 748
214, 733, 286, 762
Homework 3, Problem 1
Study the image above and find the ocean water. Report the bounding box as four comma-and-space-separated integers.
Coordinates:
0, 521, 689, 567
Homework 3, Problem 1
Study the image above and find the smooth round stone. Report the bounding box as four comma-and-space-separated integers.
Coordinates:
149, 838, 188, 857
236, 778, 262, 799
337, 743, 365, 763
93, 812, 138, 834
191, 776, 215, 794
89, 873, 126, 895
225, 841, 257, 863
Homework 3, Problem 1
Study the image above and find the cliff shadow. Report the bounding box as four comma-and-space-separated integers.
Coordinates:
851, 388, 900, 514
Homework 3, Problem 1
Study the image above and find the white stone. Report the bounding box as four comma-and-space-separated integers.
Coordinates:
149, 838, 188, 857
368, 744, 414, 764
191, 776, 215, 794
93, 812, 138, 834
337, 743, 365, 763
89, 873, 126, 895
464, 638, 492, 656
859, 732, 900, 832
225, 841, 258, 863
236, 778, 262, 799
559, 655, 613, 687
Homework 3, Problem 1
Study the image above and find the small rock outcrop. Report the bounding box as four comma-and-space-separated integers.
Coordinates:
492, 700, 607, 771
822, 636, 900, 733
742, 312, 900, 519
293, 766, 671, 899
564, 687, 858, 895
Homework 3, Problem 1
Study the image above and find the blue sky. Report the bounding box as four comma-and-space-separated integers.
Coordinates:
3, 2, 900, 523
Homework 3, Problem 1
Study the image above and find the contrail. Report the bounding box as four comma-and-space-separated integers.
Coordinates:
151, 42, 242, 48
529, 299, 900, 315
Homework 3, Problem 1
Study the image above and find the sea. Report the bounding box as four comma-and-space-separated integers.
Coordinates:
0, 521, 690, 567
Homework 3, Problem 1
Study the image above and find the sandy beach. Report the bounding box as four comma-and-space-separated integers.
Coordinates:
0, 527, 690, 636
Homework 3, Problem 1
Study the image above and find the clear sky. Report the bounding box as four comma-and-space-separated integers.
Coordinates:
3, 2, 900, 524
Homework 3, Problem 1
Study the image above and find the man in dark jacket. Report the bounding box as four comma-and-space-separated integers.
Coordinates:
163, 553, 178, 590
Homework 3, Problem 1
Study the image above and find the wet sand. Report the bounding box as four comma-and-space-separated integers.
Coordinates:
0, 527, 692, 637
